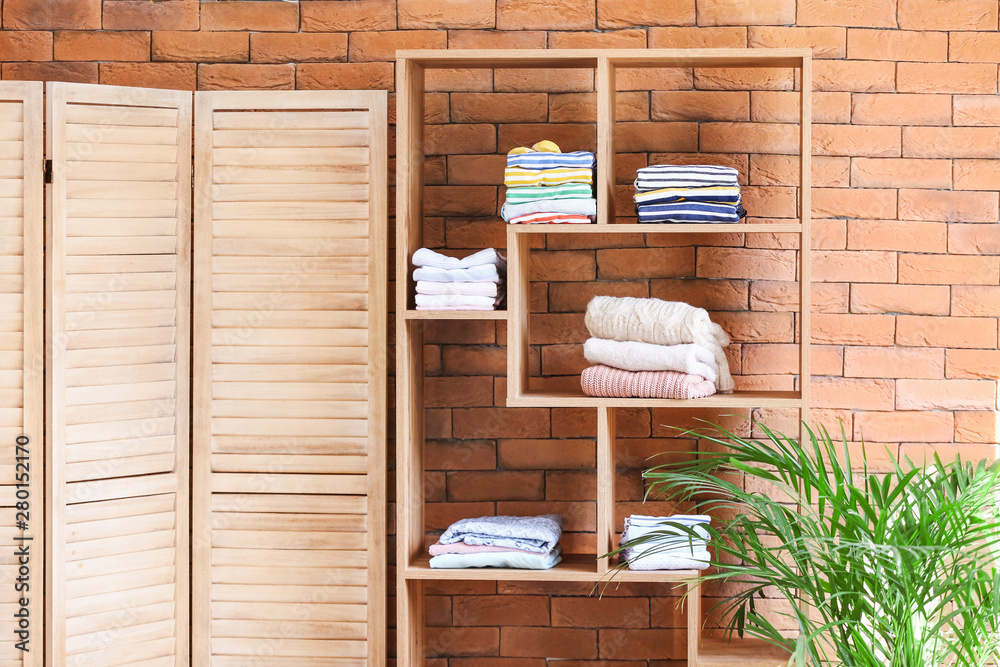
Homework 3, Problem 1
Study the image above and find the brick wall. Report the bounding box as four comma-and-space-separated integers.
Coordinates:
6, 0, 1000, 663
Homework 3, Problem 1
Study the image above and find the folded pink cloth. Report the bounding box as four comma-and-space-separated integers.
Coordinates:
428, 541, 541, 556
580, 365, 716, 399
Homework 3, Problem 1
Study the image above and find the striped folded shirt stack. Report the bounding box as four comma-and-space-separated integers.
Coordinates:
633, 164, 748, 224
500, 140, 596, 225
412, 247, 506, 311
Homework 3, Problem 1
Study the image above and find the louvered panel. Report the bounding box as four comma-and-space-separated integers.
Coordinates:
193, 91, 387, 665
47, 82, 190, 666
0, 82, 42, 667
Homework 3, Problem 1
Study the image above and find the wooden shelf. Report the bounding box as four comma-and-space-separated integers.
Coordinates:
396, 48, 810, 69
404, 553, 698, 582
402, 309, 507, 320
510, 223, 803, 235
508, 389, 802, 409
697, 636, 793, 666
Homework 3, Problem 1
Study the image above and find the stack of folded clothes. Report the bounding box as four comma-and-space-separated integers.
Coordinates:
412, 247, 505, 311
428, 514, 563, 569
501, 140, 596, 225
633, 164, 747, 224
619, 514, 712, 571
581, 296, 734, 398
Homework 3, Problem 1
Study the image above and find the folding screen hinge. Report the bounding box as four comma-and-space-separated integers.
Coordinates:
43, 160, 52, 184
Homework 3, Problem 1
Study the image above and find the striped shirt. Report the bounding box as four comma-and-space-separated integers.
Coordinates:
637, 202, 747, 224
505, 182, 593, 205
504, 166, 593, 187
635, 164, 739, 191
509, 212, 593, 225
501, 198, 597, 222
507, 150, 596, 170
634, 185, 741, 207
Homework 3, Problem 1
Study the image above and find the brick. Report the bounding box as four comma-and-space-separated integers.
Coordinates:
900, 253, 999, 285
954, 411, 999, 443
851, 283, 950, 316
350, 30, 446, 62
448, 471, 544, 501
697, 0, 794, 25
426, 626, 500, 657
451, 93, 546, 123
103, 1, 198, 31
426, 68, 493, 92
441, 344, 506, 376
798, 0, 897, 26
952, 286, 1000, 317
494, 68, 592, 93
742, 343, 843, 375
701, 122, 798, 155
553, 597, 649, 628
844, 346, 944, 379
651, 278, 748, 311
532, 251, 597, 282
529, 313, 586, 345
447, 155, 506, 186
99, 62, 196, 90
618, 67, 693, 92
425, 440, 496, 470
448, 29, 546, 49
750, 91, 851, 124
550, 281, 648, 313
904, 127, 1000, 158
948, 349, 1000, 380
898, 0, 998, 29
695, 67, 794, 91
855, 411, 954, 443
453, 595, 550, 626
250, 33, 347, 64
502, 627, 598, 658
897, 379, 996, 411
549, 92, 649, 123
600, 628, 686, 661
424, 376, 494, 408
811, 314, 895, 345
712, 311, 794, 343
899, 189, 998, 223
426, 124, 495, 155
813, 60, 895, 93
301, 0, 396, 31
0, 31, 52, 62
54, 31, 149, 62
398, 0, 494, 28
453, 408, 549, 439
949, 32, 1000, 62
615, 122, 697, 153
498, 439, 595, 469
852, 93, 951, 126
813, 124, 899, 157
4, 0, 100, 29
203, 1, 298, 31
496, 0, 595, 30
2, 62, 97, 83
813, 250, 895, 283
153, 31, 248, 63
812, 376, 894, 410
598, 0, 695, 28
749, 281, 849, 314
651, 91, 749, 121
954, 95, 1000, 127
898, 63, 997, 94
425, 186, 497, 216
648, 26, 747, 48
426, 321, 497, 346
847, 28, 947, 61
955, 161, 1000, 191
199, 63, 293, 91
812, 188, 897, 219
850, 158, 951, 189
748, 26, 846, 57
897, 315, 997, 348
297, 62, 394, 91
901, 443, 999, 464
697, 247, 796, 281
750, 154, 849, 187
950, 224, 1000, 256
548, 29, 646, 49
597, 248, 695, 280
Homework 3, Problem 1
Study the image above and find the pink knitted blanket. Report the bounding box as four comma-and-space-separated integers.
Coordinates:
580, 365, 716, 399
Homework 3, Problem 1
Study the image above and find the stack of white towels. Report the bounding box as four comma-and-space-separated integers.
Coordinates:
619, 514, 712, 571
412, 247, 505, 311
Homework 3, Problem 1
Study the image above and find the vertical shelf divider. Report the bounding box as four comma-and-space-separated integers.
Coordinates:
506, 225, 530, 402
596, 407, 617, 575
596, 56, 616, 225
798, 53, 813, 440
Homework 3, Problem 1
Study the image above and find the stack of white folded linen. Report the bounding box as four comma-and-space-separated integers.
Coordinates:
582, 296, 734, 397
428, 514, 563, 569
412, 247, 506, 311
619, 514, 712, 571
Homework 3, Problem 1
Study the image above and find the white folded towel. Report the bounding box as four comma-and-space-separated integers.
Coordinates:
583, 338, 718, 383
623, 550, 711, 571
413, 264, 503, 283
620, 515, 712, 570
416, 281, 499, 297
415, 294, 501, 310
412, 247, 506, 270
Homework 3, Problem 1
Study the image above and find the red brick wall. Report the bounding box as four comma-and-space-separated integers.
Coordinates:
7, 0, 1000, 663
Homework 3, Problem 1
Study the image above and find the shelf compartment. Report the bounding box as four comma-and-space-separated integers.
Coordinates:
404, 553, 698, 582
697, 636, 793, 666
507, 389, 802, 409
509, 223, 803, 235
402, 309, 507, 320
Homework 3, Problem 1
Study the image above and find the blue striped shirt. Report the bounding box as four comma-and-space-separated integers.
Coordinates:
637, 202, 747, 224
507, 151, 596, 170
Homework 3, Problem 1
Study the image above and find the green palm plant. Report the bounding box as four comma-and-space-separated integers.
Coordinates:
610, 422, 1000, 667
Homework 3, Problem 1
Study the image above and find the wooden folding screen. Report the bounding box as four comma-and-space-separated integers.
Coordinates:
192, 91, 387, 666
0, 81, 43, 667
46, 83, 192, 666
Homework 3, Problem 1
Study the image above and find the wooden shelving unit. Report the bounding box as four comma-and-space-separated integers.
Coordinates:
396, 48, 811, 666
